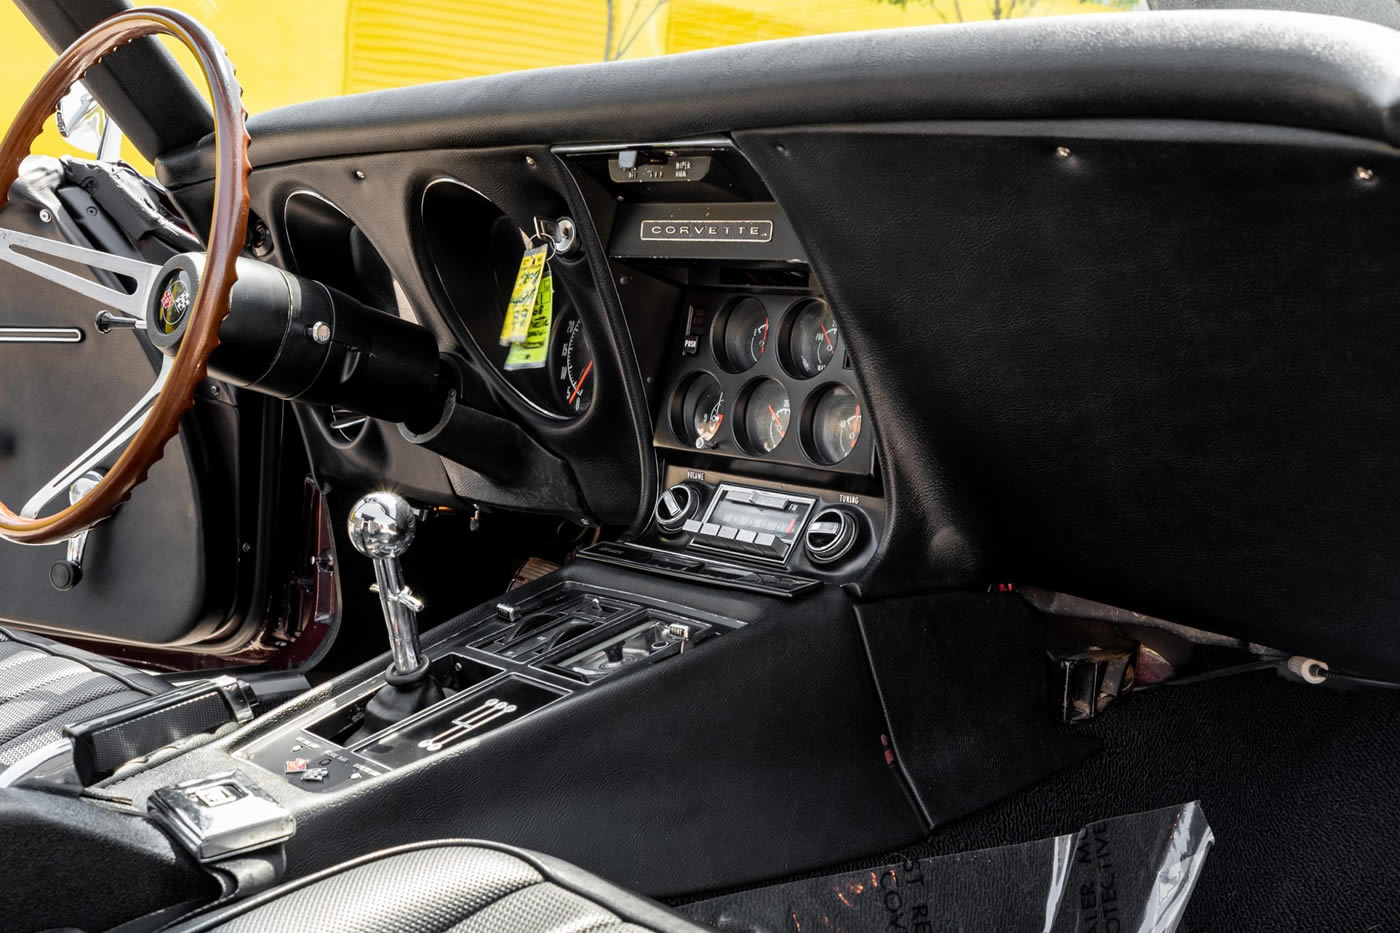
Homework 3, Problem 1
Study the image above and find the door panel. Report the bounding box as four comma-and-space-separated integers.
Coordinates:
0, 201, 240, 647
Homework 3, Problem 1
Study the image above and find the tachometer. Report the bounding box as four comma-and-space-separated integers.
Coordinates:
782, 298, 838, 378
737, 378, 790, 454
805, 384, 862, 464
552, 313, 595, 415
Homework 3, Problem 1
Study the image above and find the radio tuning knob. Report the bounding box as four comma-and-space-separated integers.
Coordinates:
804, 507, 859, 564
654, 483, 701, 534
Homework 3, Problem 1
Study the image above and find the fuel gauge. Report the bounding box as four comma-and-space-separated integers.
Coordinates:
781, 298, 838, 378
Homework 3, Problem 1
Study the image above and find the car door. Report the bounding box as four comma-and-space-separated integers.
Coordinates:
0, 162, 269, 653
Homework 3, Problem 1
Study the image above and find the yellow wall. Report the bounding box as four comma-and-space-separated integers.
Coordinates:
1, 0, 1129, 169
340, 0, 1127, 90
667, 0, 1112, 52
0, 0, 345, 170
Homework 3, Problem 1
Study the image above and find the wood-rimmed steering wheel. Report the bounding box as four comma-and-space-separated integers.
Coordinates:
0, 8, 249, 545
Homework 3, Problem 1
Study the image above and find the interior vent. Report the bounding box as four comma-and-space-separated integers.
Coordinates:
327, 406, 368, 445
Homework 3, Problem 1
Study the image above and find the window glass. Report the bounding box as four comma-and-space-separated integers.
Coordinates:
0, 0, 1140, 169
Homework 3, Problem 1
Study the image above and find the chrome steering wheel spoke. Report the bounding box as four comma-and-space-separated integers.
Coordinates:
0, 225, 172, 515
20, 355, 172, 519
0, 226, 162, 318
0, 228, 170, 520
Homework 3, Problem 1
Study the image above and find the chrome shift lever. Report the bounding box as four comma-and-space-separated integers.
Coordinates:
348, 492, 426, 677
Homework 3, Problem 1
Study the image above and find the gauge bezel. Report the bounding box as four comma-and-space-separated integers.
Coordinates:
653, 289, 873, 477
734, 377, 792, 456
778, 297, 838, 380
710, 295, 771, 374
800, 383, 863, 466
669, 371, 727, 449
419, 176, 594, 422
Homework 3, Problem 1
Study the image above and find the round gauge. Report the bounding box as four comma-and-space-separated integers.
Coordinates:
782, 299, 838, 378
551, 313, 596, 415
737, 378, 791, 454
712, 297, 770, 373
670, 373, 727, 449
805, 384, 863, 464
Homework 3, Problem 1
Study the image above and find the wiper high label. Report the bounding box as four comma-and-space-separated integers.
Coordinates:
640, 219, 773, 243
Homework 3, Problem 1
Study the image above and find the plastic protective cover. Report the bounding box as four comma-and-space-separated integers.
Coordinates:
684, 802, 1212, 933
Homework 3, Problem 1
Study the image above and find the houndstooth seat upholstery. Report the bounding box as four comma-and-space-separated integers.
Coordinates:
0, 625, 168, 772
162, 840, 708, 933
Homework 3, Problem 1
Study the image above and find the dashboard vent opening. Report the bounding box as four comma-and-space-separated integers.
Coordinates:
327, 406, 369, 445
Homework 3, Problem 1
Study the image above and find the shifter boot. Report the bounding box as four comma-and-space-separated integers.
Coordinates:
356, 660, 445, 739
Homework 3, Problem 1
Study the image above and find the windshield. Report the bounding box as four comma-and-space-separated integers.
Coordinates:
1, 0, 1141, 169
2, 0, 1140, 123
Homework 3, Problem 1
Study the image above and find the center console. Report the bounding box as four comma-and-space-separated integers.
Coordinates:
238, 580, 741, 792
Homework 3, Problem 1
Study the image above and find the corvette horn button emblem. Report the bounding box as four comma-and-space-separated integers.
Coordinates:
157, 269, 194, 334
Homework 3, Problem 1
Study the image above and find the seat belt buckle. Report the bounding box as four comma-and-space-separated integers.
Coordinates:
149, 770, 297, 901
148, 770, 296, 863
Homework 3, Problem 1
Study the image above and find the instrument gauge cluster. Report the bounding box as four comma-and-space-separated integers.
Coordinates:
655, 291, 872, 476
421, 178, 601, 421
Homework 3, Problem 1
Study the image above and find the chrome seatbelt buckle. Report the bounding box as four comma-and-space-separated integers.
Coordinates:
148, 770, 295, 863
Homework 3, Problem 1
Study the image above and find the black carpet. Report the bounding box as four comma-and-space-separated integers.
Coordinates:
679, 670, 1400, 931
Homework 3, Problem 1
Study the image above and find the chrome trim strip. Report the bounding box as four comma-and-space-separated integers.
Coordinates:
0, 325, 83, 343
550, 136, 734, 154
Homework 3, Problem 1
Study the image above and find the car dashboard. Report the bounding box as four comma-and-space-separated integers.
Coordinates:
244, 132, 889, 597
146, 10, 1400, 675
9, 11, 1400, 928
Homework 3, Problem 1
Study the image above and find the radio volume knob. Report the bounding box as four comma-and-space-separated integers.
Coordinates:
654, 483, 701, 534
804, 507, 859, 564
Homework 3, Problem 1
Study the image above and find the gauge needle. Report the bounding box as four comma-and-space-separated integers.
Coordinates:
820, 323, 833, 350
768, 404, 783, 428
568, 360, 594, 405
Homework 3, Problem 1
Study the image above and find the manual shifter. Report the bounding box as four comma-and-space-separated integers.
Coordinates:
348, 491, 443, 735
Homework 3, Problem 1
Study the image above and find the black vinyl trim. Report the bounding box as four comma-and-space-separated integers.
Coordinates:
0, 626, 165, 697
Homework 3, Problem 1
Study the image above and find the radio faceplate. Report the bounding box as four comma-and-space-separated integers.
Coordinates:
688, 483, 816, 564
631, 467, 885, 587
